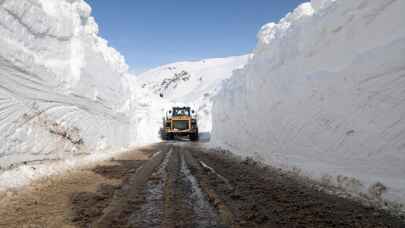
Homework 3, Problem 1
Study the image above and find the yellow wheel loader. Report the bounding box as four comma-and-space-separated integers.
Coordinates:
160, 107, 199, 141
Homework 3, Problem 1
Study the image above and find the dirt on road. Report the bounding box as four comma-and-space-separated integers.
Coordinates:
0, 145, 155, 228
1, 143, 404, 228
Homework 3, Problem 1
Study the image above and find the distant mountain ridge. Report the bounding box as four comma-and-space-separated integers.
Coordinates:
136, 55, 250, 132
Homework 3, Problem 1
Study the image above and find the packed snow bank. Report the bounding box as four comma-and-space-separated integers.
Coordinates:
137, 56, 249, 132
212, 0, 405, 209
127, 76, 169, 145
0, 0, 159, 176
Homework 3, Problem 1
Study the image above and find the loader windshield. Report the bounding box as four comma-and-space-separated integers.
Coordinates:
173, 107, 190, 116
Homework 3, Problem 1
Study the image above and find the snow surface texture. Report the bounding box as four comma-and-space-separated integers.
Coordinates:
137, 56, 249, 133
0, 0, 161, 183
211, 0, 405, 209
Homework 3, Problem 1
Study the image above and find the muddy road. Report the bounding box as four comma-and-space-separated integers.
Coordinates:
1, 143, 404, 227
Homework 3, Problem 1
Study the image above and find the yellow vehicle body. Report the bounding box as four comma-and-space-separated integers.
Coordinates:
161, 107, 199, 141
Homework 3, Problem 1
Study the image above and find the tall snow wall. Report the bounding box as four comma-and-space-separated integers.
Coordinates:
0, 0, 141, 170
212, 0, 405, 207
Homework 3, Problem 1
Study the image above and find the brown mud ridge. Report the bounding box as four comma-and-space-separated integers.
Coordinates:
70, 143, 405, 228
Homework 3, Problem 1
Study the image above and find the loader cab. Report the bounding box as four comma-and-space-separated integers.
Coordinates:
172, 107, 191, 116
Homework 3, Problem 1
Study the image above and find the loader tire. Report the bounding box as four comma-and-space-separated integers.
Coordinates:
190, 132, 199, 141
160, 130, 170, 141
167, 133, 174, 140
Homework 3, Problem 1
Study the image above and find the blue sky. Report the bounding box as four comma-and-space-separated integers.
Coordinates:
86, 0, 306, 73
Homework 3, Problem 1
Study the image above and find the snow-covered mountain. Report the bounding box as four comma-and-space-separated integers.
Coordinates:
212, 0, 405, 209
137, 55, 249, 131
0, 0, 159, 182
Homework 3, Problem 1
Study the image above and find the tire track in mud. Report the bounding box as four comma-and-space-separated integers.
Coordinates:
69, 143, 405, 228
68, 145, 167, 228
162, 146, 224, 227
188, 146, 405, 228
128, 147, 172, 227
71, 144, 227, 227
110, 145, 224, 227
178, 148, 220, 227
180, 148, 236, 227
94, 149, 167, 228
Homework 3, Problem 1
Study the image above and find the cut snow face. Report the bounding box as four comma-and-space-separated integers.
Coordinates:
211, 0, 405, 210
137, 56, 249, 132
0, 0, 160, 181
